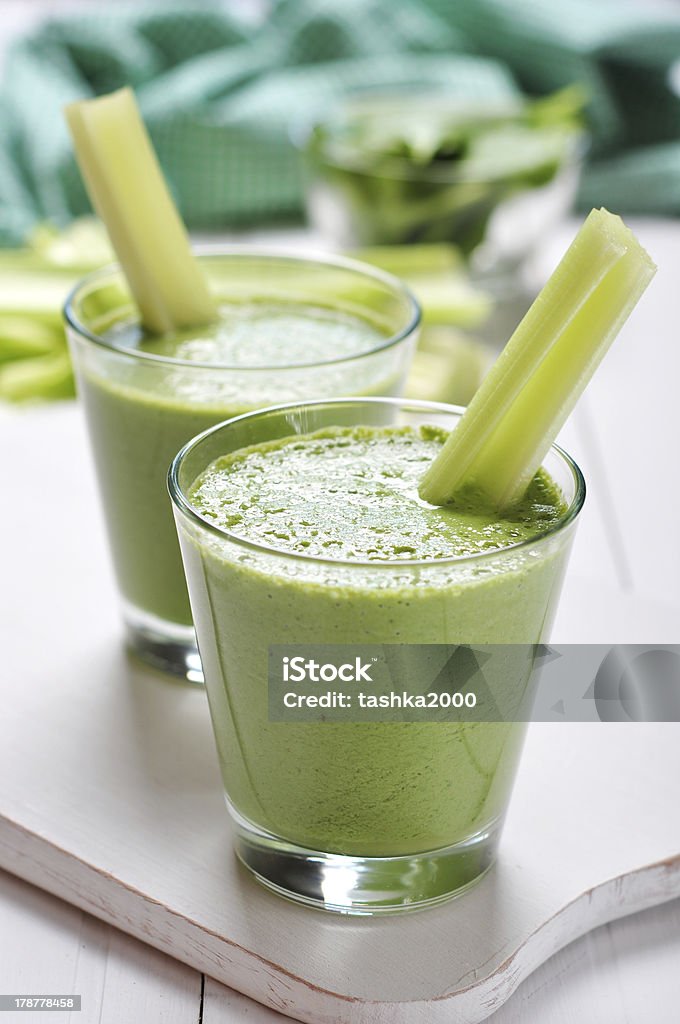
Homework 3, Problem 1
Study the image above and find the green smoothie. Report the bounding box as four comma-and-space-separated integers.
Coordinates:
179, 424, 570, 857
75, 301, 393, 627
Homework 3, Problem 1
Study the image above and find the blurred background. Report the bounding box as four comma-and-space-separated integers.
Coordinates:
2, 0, 680, 402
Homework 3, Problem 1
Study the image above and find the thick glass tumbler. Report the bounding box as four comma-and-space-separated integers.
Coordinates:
65, 252, 419, 681
170, 397, 585, 913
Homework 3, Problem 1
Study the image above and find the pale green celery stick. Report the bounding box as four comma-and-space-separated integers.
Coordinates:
350, 244, 463, 276
528, 84, 587, 128
405, 350, 452, 403
414, 277, 492, 329
0, 317, 63, 361
458, 125, 575, 183
65, 87, 216, 335
349, 243, 491, 328
419, 325, 493, 389
419, 209, 656, 509
406, 337, 488, 407
0, 218, 110, 275
0, 272, 79, 318
29, 218, 113, 271
0, 250, 61, 273
418, 324, 472, 357
0, 351, 74, 401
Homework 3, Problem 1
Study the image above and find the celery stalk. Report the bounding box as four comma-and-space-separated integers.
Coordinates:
0, 317, 62, 361
0, 351, 74, 401
406, 327, 492, 406
351, 243, 492, 329
415, 278, 492, 328
0, 272, 78, 317
28, 218, 113, 271
349, 244, 463, 276
419, 209, 656, 508
65, 87, 216, 334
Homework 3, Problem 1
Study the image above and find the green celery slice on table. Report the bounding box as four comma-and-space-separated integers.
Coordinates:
351, 243, 492, 329
414, 277, 492, 328
349, 243, 464, 276
419, 209, 656, 509
0, 317, 62, 361
406, 330, 492, 407
0, 351, 75, 401
65, 87, 216, 335
0, 271, 80, 319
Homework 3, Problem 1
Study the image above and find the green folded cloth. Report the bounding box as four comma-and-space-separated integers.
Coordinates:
2, 0, 680, 245
423, 0, 680, 146
0, 0, 512, 243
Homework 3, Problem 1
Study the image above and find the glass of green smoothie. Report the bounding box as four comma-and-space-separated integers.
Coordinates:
65, 253, 420, 682
169, 396, 585, 913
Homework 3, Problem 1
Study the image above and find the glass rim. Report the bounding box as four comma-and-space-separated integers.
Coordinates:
168, 396, 586, 570
62, 246, 422, 372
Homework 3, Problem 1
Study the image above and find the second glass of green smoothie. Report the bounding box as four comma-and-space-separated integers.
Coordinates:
65, 251, 420, 681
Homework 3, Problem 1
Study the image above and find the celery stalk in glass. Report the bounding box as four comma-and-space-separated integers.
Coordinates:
419, 209, 656, 509
65, 87, 216, 335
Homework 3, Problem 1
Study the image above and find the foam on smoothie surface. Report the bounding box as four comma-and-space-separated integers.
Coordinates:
106, 301, 388, 366
189, 425, 566, 561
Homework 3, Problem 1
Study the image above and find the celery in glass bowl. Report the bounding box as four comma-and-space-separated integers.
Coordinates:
302, 88, 587, 281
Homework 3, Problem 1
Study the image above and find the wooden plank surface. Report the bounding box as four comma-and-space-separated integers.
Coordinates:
0, 870, 201, 1023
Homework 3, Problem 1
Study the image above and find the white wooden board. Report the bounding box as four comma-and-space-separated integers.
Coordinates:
1, 403, 679, 1024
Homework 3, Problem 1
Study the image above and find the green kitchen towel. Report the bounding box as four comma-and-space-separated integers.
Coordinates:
423, 0, 680, 147
422, 0, 680, 215
0, 0, 518, 243
2, 0, 680, 245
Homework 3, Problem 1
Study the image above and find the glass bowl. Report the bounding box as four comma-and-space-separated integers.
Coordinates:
300, 92, 587, 282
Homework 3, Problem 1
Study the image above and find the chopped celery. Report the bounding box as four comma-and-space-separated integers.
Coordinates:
0, 251, 70, 273
527, 85, 589, 129
349, 244, 464, 276
406, 326, 493, 406
0, 218, 114, 401
351, 243, 493, 329
0, 317, 62, 361
0, 271, 79, 317
28, 218, 113, 271
307, 86, 585, 252
65, 87, 216, 334
406, 332, 491, 407
419, 209, 656, 509
414, 277, 492, 328
0, 351, 75, 401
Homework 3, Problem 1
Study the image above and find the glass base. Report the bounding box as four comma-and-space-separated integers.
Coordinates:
123, 602, 204, 684
228, 801, 500, 915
